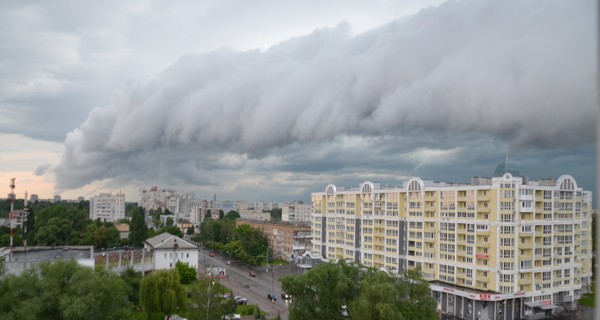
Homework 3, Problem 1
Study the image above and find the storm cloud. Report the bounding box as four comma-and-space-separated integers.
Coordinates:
55, 0, 595, 194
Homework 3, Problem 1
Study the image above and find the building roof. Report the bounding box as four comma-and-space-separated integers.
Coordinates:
115, 224, 130, 232
145, 233, 197, 250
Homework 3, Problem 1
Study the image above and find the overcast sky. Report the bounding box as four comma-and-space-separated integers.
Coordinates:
0, 0, 596, 204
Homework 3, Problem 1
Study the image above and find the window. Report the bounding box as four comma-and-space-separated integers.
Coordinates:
500, 226, 514, 234
543, 272, 551, 281
543, 191, 552, 199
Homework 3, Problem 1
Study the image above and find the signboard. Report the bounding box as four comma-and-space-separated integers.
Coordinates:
476, 253, 488, 259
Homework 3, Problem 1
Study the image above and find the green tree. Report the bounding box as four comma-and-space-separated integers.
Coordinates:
270, 208, 282, 221
166, 216, 174, 226
186, 278, 235, 320
0, 260, 132, 320
224, 210, 240, 220
396, 267, 437, 320
120, 268, 143, 305
130, 207, 148, 247
282, 262, 436, 320
282, 261, 358, 320
186, 225, 195, 235
176, 261, 197, 284
140, 269, 186, 319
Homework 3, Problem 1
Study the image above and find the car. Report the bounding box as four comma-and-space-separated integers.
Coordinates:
281, 292, 291, 299
249, 271, 256, 277
222, 314, 241, 320
168, 315, 187, 320
234, 296, 248, 305
341, 305, 349, 318
209, 251, 216, 257
267, 293, 277, 302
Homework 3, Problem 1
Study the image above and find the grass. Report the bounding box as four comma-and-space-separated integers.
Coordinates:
580, 292, 594, 307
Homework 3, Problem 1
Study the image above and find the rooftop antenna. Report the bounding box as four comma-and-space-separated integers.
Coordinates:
9, 178, 15, 260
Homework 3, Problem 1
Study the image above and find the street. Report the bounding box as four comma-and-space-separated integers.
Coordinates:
199, 248, 291, 319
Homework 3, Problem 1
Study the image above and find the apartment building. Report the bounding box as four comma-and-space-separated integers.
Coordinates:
282, 203, 313, 222
237, 220, 312, 261
311, 173, 592, 320
90, 192, 126, 222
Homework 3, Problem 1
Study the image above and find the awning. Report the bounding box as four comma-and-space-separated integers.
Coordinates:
540, 304, 558, 310
525, 301, 541, 308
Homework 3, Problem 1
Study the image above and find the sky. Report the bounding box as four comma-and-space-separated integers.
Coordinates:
0, 0, 596, 204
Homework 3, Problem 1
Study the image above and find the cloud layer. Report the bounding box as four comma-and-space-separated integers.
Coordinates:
56, 0, 595, 196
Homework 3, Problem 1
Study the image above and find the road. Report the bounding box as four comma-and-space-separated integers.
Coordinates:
199, 248, 291, 319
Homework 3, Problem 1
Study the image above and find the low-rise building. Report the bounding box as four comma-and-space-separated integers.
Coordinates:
144, 233, 198, 271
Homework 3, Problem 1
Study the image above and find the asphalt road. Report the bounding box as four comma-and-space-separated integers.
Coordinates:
199, 248, 290, 319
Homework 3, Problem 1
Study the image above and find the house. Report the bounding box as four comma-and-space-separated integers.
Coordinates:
144, 233, 198, 271
115, 224, 130, 239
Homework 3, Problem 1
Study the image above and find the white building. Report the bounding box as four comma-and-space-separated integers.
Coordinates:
90, 192, 125, 222
282, 203, 312, 222
144, 233, 199, 271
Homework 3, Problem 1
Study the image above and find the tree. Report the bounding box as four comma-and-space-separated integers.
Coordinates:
282, 262, 436, 320
186, 278, 235, 320
130, 207, 148, 247
282, 261, 358, 320
396, 267, 437, 320
0, 260, 132, 320
270, 208, 282, 221
140, 269, 186, 319
121, 268, 143, 305
224, 210, 240, 220
219, 210, 225, 220
186, 225, 195, 235
176, 261, 197, 284
166, 216, 174, 226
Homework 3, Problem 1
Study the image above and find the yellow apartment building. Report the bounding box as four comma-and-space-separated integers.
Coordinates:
311, 172, 592, 320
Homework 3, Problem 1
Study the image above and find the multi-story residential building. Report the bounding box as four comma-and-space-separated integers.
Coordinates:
282, 203, 313, 222
90, 192, 125, 222
237, 220, 312, 260
29, 194, 38, 202
311, 173, 592, 320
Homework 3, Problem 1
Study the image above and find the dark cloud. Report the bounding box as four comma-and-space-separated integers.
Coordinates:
55, 0, 595, 200
33, 164, 51, 176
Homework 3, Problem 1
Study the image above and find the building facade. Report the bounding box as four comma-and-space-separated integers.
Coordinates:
237, 220, 312, 261
282, 203, 313, 222
144, 233, 198, 271
311, 174, 592, 320
90, 192, 126, 222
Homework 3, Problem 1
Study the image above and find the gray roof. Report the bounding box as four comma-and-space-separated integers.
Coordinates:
145, 233, 198, 250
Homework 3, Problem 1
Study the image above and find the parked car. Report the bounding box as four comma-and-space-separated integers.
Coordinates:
281, 292, 291, 299
209, 251, 216, 257
341, 305, 349, 318
249, 271, 256, 277
267, 293, 277, 302
234, 296, 248, 305
222, 314, 241, 320
168, 315, 187, 320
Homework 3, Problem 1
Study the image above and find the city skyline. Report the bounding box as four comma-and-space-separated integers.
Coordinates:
0, 0, 595, 204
